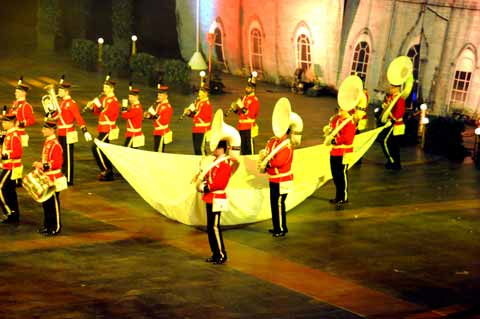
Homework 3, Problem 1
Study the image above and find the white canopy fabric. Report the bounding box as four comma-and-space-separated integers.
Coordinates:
96, 126, 385, 226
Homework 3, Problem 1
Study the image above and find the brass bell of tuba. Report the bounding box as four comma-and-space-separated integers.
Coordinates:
380, 56, 414, 124
209, 109, 241, 159
41, 84, 60, 115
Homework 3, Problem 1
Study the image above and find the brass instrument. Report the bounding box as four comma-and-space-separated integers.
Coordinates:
82, 93, 104, 113
323, 75, 364, 146
257, 97, 303, 173
224, 98, 243, 117
179, 100, 197, 120
41, 84, 60, 115
380, 56, 414, 124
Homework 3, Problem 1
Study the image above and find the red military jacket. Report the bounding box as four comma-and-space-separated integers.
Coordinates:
330, 113, 356, 156
56, 98, 87, 137
93, 95, 120, 133
41, 135, 63, 182
265, 136, 294, 183
236, 93, 260, 131
386, 94, 406, 126
1, 128, 23, 170
202, 155, 232, 204
191, 98, 212, 133
8, 100, 36, 135
121, 103, 143, 137
153, 100, 173, 136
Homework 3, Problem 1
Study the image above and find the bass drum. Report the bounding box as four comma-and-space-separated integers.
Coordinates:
22, 170, 56, 203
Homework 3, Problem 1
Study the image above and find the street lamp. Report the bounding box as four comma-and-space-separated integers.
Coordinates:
97, 37, 104, 63
206, 21, 218, 85
418, 103, 429, 148
188, 0, 207, 71
131, 35, 138, 56
474, 121, 480, 169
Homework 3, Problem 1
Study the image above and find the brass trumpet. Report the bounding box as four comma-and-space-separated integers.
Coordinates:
82, 93, 104, 113
179, 100, 197, 120
224, 98, 243, 117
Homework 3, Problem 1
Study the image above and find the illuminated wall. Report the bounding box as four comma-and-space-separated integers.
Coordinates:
176, 0, 480, 115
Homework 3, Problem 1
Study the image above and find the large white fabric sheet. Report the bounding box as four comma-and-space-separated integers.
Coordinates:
96, 126, 384, 226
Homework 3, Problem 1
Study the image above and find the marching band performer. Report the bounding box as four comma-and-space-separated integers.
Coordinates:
195, 110, 240, 264
0, 114, 22, 224
144, 84, 173, 153
378, 56, 414, 171
229, 72, 260, 155
183, 71, 212, 155
33, 118, 65, 236
84, 75, 120, 181
379, 83, 406, 170
325, 75, 360, 206
54, 77, 92, 185
121, 85, 144, 148
258, 98, 303, 237
8, 77, 36, 147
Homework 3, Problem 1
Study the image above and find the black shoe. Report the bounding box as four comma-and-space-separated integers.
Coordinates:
37, 227, 49, 234
336, 199, 349, 205
98, 173, 114, 182
205, 256, 218, 263
44, 229, 60, 236
329, 198, 339, 204
272, 232, 286, 237
214, 256, 227, 265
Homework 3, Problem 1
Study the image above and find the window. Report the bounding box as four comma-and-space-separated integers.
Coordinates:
213, 27, 228, 70
350, 41, 370, 82
250, 28, 263, 72
450, 70, 472, 107
407, 44, 421, 104
296, 34, 311, 70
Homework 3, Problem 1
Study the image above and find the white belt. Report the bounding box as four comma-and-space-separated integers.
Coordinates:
333, 144, 353, 149
212, 190, 226, 195
239, 119, 255, 123
99, 120, 116, 125
154, 124, 169, 130
194, 122, 211, 127
45, 169, 61, 175
127, 127, 142, 133
58, 124, 73, 129
269, 171, 292, 179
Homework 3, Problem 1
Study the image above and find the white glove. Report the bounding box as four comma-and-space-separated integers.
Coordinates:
196, 180, 206, 193
187, 103, 195, 112
148, 106, 156, 116
93, 98, 101, 107
84, 132, 93, 142
236, 98, 244, 109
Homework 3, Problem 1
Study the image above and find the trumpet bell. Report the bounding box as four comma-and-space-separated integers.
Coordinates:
337, 75, 364, 112
209, 109, 241, 158
387, 56, 413, 86
272, 97, 292, 138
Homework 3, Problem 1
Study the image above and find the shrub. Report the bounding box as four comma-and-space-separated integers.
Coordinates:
130, 53, 159, 86
164, 59, 191, 92
424, 116, 469, 162
103, 44, 130, 76
71, 38, 97, 71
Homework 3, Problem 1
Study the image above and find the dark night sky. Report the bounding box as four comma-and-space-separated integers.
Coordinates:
1, 0, 180, 59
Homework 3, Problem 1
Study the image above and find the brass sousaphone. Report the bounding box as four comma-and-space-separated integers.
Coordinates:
380, 56, 414, 124
324, 75, 365, 146
258, 97, 303, 173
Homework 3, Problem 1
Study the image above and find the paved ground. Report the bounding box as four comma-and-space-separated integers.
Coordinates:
0, 53, 479, 319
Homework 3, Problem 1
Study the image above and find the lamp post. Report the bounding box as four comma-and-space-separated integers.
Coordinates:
188, 0, 207, 71
418, 103, 429, 148
474, 120, 480, 169
97, 37, 104, 63
207, 21, 217, 85
131, 35, 138, 56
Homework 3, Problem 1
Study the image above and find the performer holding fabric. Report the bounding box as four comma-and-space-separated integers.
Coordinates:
84, 74, 120, 181
33, 118, 66, 236
258, 98, 303, 237
144, 83, 173, 152
378, 56, 414, 170
182, 71, 212, 155
0, 114, 23, 224
8, 77, 36, 147
51, 76, 92, 185
194, 110, 240, 264
227, 71, 260, 155
121, 84, 144, 149
323, 75, 362, 206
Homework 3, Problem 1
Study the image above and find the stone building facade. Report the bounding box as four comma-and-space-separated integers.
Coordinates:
176, 0, 480, 115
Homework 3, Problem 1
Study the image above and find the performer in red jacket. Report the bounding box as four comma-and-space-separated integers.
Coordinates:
0, 114, 23, 224
327, 108, 356, 206
54, 77, 92, 185
144, 84, 173, 152
196, 140, 238, 264
231, 72, 260, 155
8, 77, 36, 147
85, 75, 120, 181
121, 86, 144, 148
33, 118, 65, 236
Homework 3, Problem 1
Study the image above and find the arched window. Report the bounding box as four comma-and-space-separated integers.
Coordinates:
450, 49, 475, 110
250, 28, 263, 72
350, 41, 370, 82
296, 34, 311, 70
214, 28, 226, 66
407, 44, 421, 104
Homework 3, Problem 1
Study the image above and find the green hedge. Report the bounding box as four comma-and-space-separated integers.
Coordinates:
71, 38, 97, 71
164, 59, 191, 92
130, 53, 159, 86
103, 44, 130, 76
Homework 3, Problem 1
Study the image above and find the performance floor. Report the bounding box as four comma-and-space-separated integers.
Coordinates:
0, 53, 479, 318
